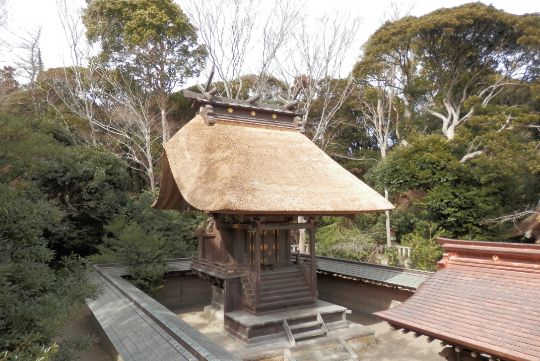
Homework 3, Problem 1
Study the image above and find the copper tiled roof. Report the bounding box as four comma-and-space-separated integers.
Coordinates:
376, 238, 540, 361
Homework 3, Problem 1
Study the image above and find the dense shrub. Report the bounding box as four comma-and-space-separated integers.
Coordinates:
0, 184, 97, 360
366, 130, 540, 242
95, 191, 207, 290
316, 217, 381, 263
0, 113, 132, 257
401, 222, 444, 271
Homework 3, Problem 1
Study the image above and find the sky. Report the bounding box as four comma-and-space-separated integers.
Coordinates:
1, 0, 539, 80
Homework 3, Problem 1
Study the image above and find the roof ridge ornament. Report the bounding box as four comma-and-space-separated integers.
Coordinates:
183, 87, 305, 131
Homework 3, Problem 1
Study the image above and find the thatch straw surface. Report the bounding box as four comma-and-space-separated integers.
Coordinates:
153, 115, 394, 214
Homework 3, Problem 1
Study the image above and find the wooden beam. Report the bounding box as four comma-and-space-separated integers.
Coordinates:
204, 65, 215, 91
259, 223, 310, 231
246, 94, 261, 104
284, 100, 299, 110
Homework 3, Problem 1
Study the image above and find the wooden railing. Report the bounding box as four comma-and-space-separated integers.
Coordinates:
237, 264, 257, 305
293, 253, 317, 297
191, 257, 240, 276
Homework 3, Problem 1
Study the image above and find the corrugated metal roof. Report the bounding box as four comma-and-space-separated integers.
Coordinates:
315, 256, 431, 290
376, 238, 540, 361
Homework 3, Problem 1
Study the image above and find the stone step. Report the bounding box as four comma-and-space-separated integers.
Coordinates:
289, 320, 322, 333
293, 328, 326, 342
287, 315, 317, 327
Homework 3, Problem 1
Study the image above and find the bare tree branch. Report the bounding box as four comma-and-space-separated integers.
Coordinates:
186, 0, 301, 99
278, 13, 361, 148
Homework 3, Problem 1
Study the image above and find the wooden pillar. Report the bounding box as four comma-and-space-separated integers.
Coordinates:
224, 278, 242, 312
308, 218, 317, 297
197, 232, 203, 260
254, 220, 261, 305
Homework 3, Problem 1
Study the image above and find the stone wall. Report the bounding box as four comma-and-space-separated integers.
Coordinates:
317, 273, 413, 314
151, 274, 212, 310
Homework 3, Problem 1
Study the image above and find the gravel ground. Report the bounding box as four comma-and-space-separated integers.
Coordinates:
57, 305, 112, 361
176, 305, 447, 361
61, 304, 446, 361
349, 312, 446, 361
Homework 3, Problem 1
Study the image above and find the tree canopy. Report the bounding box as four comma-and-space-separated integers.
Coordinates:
1, 1, 540, 357
83, 0, 206, 143
356, 2, 540, 140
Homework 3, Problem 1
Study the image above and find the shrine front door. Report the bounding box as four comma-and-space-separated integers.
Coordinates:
247, 229, 291, 269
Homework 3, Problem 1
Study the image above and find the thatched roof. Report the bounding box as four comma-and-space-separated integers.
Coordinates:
153, 115, 393, 215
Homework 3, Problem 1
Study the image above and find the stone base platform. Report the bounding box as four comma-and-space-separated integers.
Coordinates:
224, 300, 359, 345
240, 321, 375, 361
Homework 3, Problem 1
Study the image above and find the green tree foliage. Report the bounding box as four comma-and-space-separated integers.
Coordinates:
356, 3, 540, 140
367, 130, 540, 240
32, 147, 132, 256
316, 217, 383, 263
367, 134, 460, 193
383, 246, 401, 267
0, 184, 97, 360
0, 113, 132, 257
94, 191, 206, 290
401, 222, 444, 272
83, 0, 206, 142
339, 4, 540, 272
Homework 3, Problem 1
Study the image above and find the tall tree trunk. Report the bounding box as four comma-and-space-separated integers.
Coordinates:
88, 119, 97, 146
385, 189, 391, 247
160, 106, 169, 145
148, 167, 156, 192
144, 125, 156, 192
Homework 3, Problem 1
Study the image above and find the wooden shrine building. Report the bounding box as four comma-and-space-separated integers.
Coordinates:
153, 90, 393, 343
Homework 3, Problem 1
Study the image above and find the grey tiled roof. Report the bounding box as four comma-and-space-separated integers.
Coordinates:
88, 256, 428, 360
315, 256, 432, 290
88, 266, 239, 361
96, 258, 192, 277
